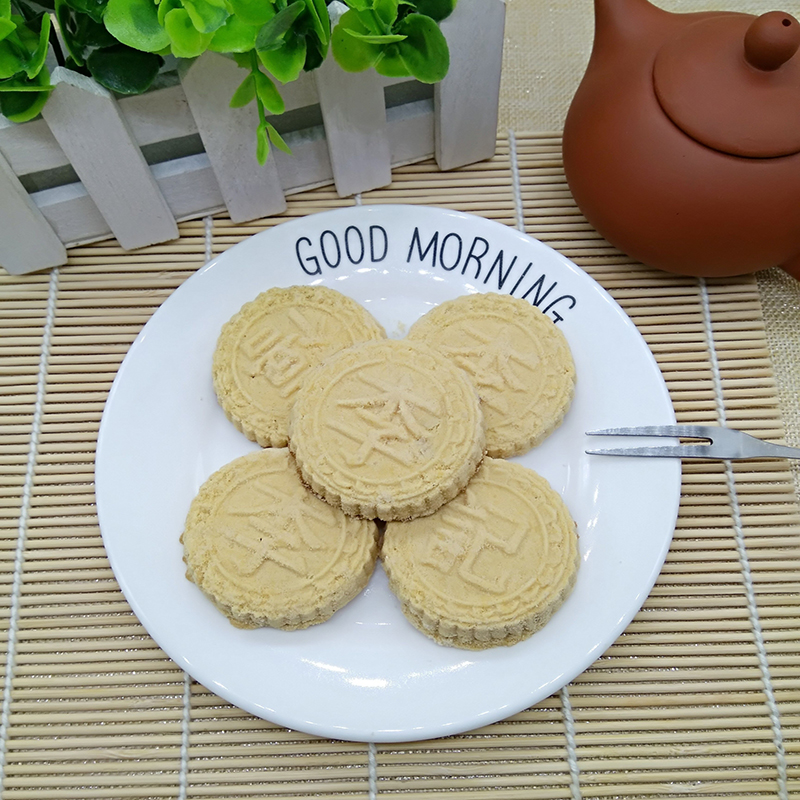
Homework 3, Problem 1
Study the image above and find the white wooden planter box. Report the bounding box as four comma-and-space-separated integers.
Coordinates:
0, 0, 505, 275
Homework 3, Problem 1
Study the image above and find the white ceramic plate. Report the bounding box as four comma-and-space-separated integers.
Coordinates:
96, 205, 680, 743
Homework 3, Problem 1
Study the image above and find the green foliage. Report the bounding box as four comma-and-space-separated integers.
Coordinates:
3, 0, 456, 164
254, 1, 304, 50
103, 0, 169, 51
57, 0, 164, 93
87, 41, 162, 92
332, 0, 452, 82
207, 14, 256, 53
0, 4, 52, 121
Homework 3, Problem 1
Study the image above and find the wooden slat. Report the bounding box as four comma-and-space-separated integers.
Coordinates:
180, 53, 287, 223
40, 69, 178, 251
0, 151, 66, 275
435, 0, 506, 170
314, 29, 392, 197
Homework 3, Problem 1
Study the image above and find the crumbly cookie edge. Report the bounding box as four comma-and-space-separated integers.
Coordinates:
184, 528, 379, 630
387, 548, 580, 650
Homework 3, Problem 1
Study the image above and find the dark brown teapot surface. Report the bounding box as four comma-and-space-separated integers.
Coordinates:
562, 0, 800, 279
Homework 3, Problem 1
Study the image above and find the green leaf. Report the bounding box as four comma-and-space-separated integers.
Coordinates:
344, 0, 370, 11
0, 18, 17, 42
330, 8, 378, 71
104, 0, 170, 52
17, 0, 57, 12
301, 0, 328, 45
55, 0, 84, 63
87, 43, 162, 93
254, 0, 302, 50
0, 80, 53, 89
373, 0, 397, 28
23, 8, 49, 78
414, 0, 456, 22
0, 66, 50, 121
231, 49, 250, 67
374, 41, 408, 76
157, 0, 180, 25
163, 6, 213, 56
266, 120, 291, 153
228, 70, 254, 106
302, 31, 324, 69
208, 14, 257, 52
182, 0, 229, 34
0, 88, 49, 118
0, 0, 11, 18
253, 66, 283, 113
344, 29, 404, 43
63, 53, 87, 70
395, 12, 447, 82
5, 12, 40, 52
0, 29, 29, 79
256, 29, 304, 82
227, 0, 275, 27
75, 13, 118, 46
63, 0, 107, 24
255, 120, 268, 164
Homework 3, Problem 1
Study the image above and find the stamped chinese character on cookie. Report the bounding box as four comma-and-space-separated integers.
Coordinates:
181, 448, 379, 630
288, 339, 486, 521
212, 285, 385, 447
407, 292, 576, 457
382, 458, 579, 649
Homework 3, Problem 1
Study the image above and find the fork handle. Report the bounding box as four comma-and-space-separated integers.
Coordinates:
749, 440, 800, 460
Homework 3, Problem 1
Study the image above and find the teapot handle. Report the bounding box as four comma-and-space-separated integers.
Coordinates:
744, 11, 800, 71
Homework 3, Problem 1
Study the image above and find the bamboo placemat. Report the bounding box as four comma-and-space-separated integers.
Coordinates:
1, 134, 799, 799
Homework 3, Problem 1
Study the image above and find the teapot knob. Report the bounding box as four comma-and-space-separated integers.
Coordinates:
744, 11, 800, 71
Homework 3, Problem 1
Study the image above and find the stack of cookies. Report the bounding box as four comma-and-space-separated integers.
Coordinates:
181, 284, 580, 650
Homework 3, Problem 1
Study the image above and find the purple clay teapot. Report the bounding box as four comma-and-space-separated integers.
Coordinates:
562, 0, 800, 279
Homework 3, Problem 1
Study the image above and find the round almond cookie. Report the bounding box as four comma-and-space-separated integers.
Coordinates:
407, 292, 576, 457
288, 339, 485, 521
181, 448, 379, 630
212, 285, 385, 447
381, 458, 579, 650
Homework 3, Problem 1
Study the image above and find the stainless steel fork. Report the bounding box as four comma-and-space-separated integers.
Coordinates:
586, 425, 800, 460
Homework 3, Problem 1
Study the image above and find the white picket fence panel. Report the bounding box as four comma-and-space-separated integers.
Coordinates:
0, 0, 505, 274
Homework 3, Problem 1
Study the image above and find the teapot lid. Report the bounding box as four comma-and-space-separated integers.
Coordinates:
653, 11, 800, 158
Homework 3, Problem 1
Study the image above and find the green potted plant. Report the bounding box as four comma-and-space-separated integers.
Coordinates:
0, 0, 505, 275
1, 0, 456, 162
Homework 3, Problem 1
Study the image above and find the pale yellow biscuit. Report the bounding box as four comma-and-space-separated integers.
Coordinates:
407, 292, 576, 457
288, 339, 485, 521
212, 285, 385, 447
382, 458, 579, 649
181, 449, 379, 630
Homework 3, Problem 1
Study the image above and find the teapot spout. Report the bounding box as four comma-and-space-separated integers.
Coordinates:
593, 0, 670, 54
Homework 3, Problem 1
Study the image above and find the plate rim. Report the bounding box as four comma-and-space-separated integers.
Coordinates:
95, 204, 681, 742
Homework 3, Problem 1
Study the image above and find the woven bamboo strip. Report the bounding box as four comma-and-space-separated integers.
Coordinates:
374, 756, 783, 777
371, 776, 777, 795
480, 716, 784, 736
5, 756, 369, 777
11, 676, 184, 694
373, 749, 781, 771
219, 738, 784, 759
0, 790, 369, 800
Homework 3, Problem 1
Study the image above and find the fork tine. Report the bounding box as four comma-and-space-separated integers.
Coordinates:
586, 425, 711, 439
585, 444, 714, 458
